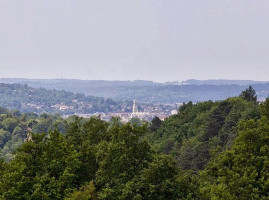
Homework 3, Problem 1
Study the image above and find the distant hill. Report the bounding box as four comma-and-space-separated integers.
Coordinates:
1, 78, 269, 103
181, 79, 269, 86
0, 83, 129, 114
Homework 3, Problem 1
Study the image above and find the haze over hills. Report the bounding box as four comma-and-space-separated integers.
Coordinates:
1, 78, 269, 103
1, 0, 269, 199
181, 79, 269, 86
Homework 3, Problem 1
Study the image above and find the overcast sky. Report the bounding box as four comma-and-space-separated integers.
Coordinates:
0, 0, 268, 82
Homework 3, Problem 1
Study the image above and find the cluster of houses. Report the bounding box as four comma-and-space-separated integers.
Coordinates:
63, 100, 179, 122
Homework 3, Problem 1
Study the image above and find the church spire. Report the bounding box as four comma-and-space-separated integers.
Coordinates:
132, 99, 138, 114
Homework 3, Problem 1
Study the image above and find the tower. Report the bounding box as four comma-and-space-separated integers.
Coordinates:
132, 99, 138, 114
26, 131, 33, 142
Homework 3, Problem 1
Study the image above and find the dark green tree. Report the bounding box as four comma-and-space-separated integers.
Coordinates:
239, 85, 257, 103
95, 123, 153, 199
260, 98, 269, 118
149, 116, 162, 132
66, 181, 97, 200
121, 155, 181, 200
200, 117, 269, 200
2, 118, 18, 132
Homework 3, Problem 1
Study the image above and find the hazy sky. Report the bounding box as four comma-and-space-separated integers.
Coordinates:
0, 0, 268, 82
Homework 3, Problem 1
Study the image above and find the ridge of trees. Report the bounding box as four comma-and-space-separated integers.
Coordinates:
0, 83, 127, 114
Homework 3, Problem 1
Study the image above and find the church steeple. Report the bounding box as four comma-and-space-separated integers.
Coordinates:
132, 99, 138, 114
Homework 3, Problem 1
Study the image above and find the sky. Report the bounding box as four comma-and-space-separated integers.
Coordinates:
0, 0, 269, 82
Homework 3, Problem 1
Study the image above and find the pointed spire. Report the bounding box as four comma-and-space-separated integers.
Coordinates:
132, 99, 138, 114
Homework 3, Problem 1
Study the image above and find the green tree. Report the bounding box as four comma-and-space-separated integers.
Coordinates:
0, 129, 11, 148
129, 117, 144, 127
239, 85, 257, 103
260, 98, 269, 118
200, 117, 269, 200
66, 181, 97, 200
149, 116, 162, 132
121, 155, 181, 200
12, 126, 23, 136
0, 130, 81, 200
32, 119, 51, 133
95, 123, 152, 199
2, 118, 18, 132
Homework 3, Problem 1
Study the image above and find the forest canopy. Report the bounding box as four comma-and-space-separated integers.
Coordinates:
0, 87, 269, 199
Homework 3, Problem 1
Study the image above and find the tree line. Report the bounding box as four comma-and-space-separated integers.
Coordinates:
0, 86, 269, 199
0, 83, 125, 114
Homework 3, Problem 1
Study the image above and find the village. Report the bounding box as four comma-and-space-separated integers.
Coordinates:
62, 100, 180, 122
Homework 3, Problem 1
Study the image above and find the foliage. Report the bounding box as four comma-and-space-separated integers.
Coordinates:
66, 181, 97, 200
0, 83, 127, 114
149, 116, 162, 132
239, 85, 257, 103
1, 87, 269, 199
0, 108, 66, 160
0, 116, 185, 199
146, 97, 259, 170
199, 117, 269, 199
